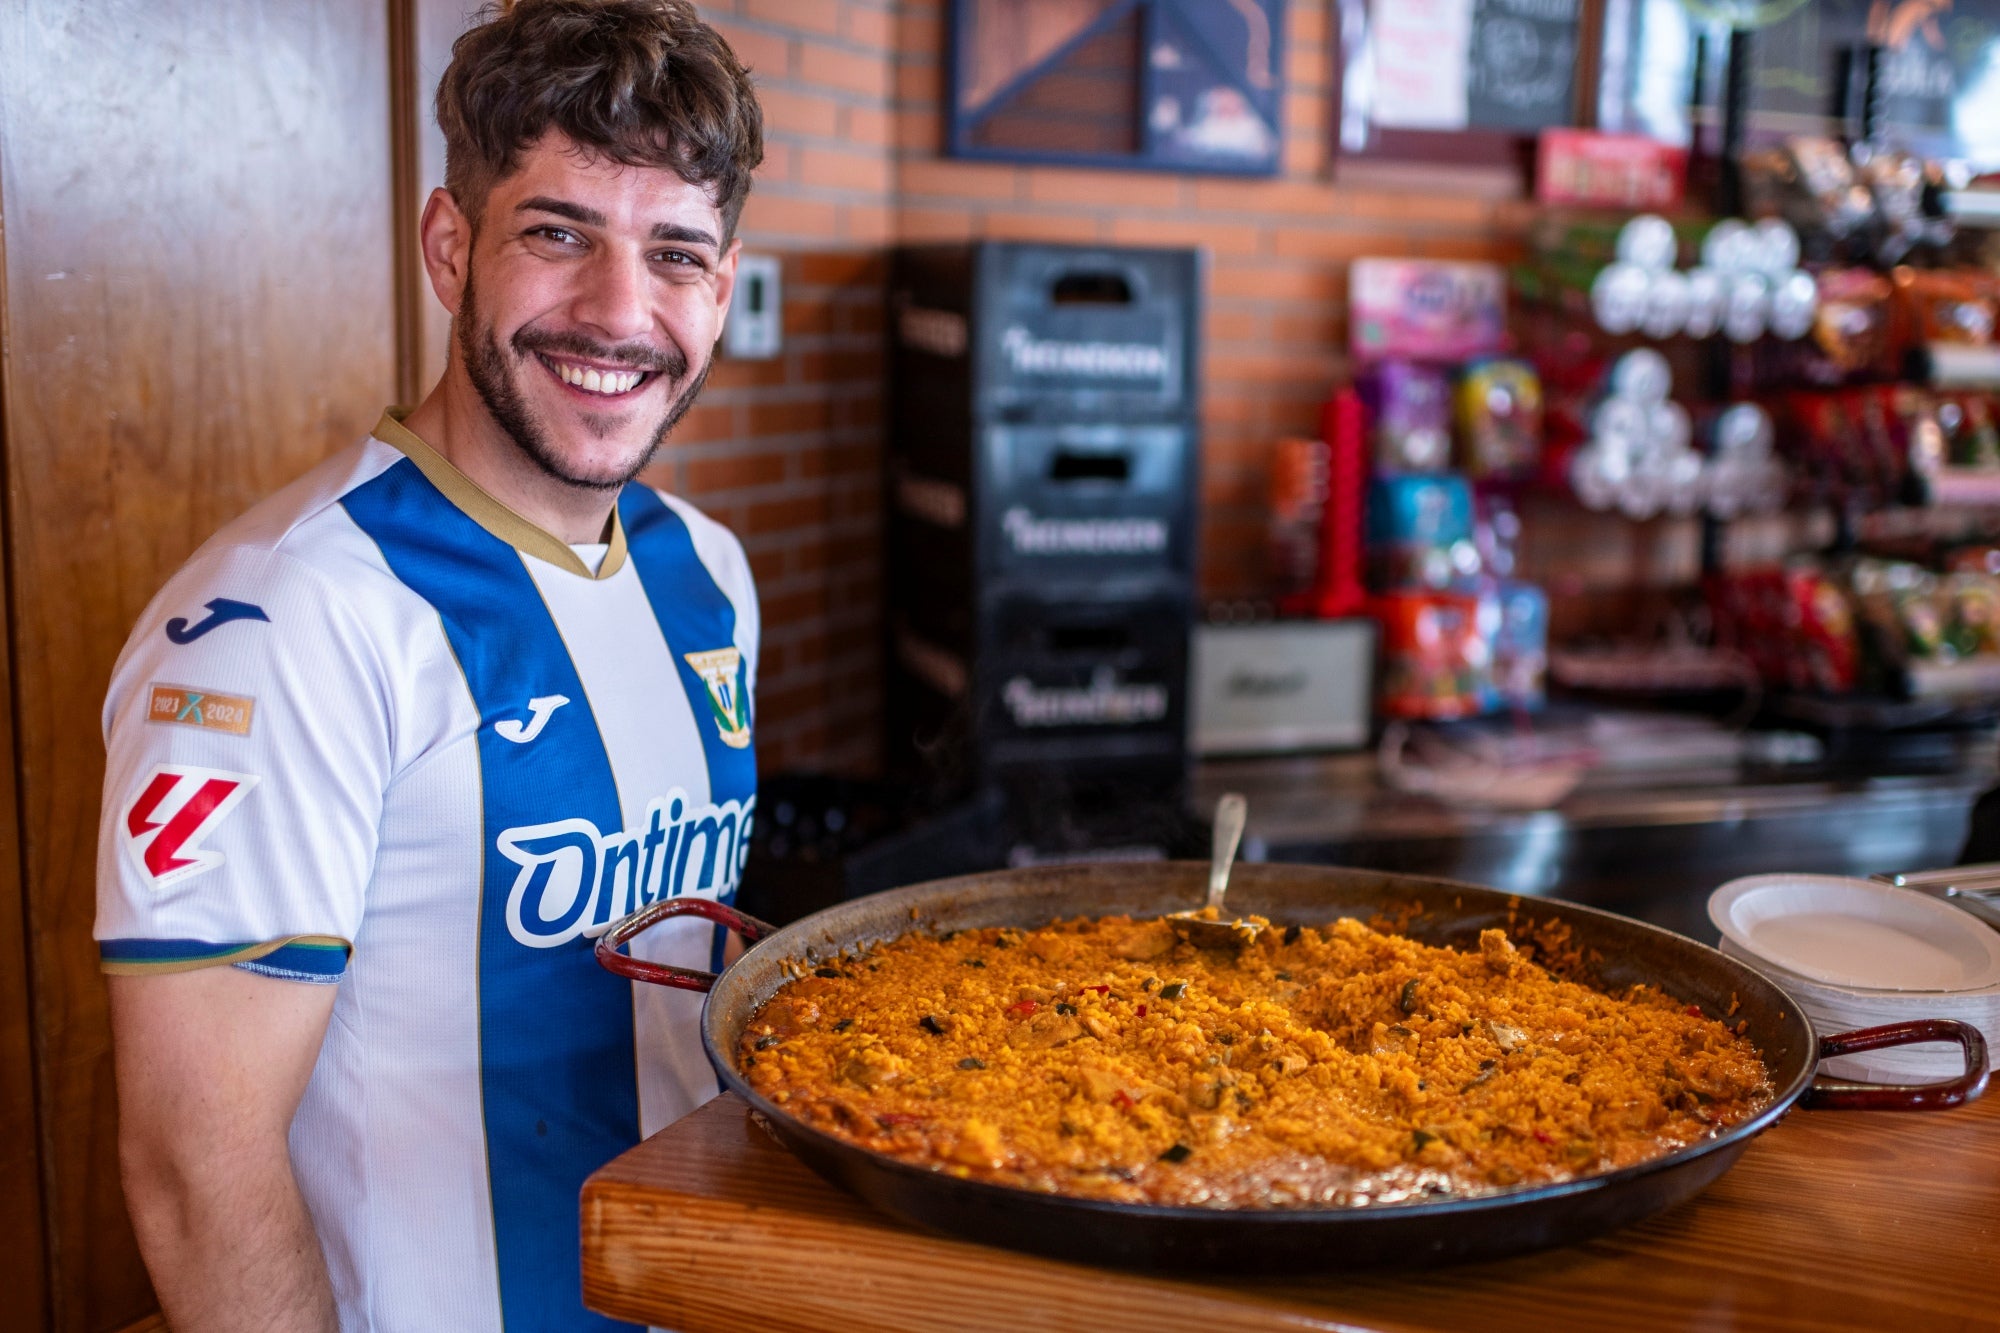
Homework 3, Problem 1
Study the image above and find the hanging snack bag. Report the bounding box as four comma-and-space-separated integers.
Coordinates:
1373, 591, 1489, 720
1640, 268, 1693, 340
1896, 579, 1948, 661
1945, 572, 2000, 659
1590, 263, 1650, 335
1855, 558, 1947, 662
1811, 269, 1895, 375
1894, 386, 1947, 486
1783, 563, 1858, 694
1351, 259, 1508, 362
1779, 137, 1878, 257
1365, 473, 1476, 591
1894, 267, 1998, 346
1768, 270, 1819, 341
1616, 214, 1681, 272
1684, 267, 1727, 338
1456, 358, 1543, 478
1945, 544, 2000, 577
1959, 397, 2000, 469
1483, 580, 1550, 710
1722, 271, 1771, 343
1267, 435, 1328, 598
1609, 347, 1672, 404
1700, 218, 1755, 272
1360, 360, 1453, 472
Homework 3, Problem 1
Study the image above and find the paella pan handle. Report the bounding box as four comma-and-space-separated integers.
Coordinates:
1802, 1019, 1990, 1110
594, 897, 776, 992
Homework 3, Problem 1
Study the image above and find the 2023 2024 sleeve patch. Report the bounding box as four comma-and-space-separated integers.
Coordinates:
147, 683, 255, 736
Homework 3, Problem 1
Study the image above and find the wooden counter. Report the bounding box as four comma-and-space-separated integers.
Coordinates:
581, 1090, 2000, 1332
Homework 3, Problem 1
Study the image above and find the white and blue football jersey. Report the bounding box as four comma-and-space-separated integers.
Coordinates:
95, 410, 758, 1332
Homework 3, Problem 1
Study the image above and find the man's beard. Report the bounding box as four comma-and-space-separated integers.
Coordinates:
457, 272, 709, 491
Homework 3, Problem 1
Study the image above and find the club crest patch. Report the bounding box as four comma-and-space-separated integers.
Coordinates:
682, 647, 751, 749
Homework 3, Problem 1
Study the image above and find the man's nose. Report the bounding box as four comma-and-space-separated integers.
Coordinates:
570, 245, 654, 345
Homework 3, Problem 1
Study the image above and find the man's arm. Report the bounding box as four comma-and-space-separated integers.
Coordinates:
110, 966, 340, 1333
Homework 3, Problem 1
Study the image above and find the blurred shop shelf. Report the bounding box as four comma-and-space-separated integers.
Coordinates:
1942, 189, 2000, 227
1914, 343, 2000, 391
1192, 712, 1999, 947
1920, 465, 2000, 507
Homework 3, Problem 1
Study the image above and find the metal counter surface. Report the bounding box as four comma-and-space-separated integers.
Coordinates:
1193, 730, 1999, 943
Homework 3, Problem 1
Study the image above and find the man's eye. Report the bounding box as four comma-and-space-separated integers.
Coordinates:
654, 250, 702, 268
534, 227, 584, 246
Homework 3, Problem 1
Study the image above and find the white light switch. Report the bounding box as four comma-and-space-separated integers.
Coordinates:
725, 253, 782, 359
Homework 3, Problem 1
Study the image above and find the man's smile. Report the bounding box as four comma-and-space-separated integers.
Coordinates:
534, 351, 653, 399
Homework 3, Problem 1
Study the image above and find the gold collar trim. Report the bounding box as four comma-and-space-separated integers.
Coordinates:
370, 409, 628, 580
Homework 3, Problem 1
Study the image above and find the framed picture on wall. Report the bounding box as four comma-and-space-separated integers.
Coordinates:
947, 0, 1287, 175
1334, 0, 1596, 168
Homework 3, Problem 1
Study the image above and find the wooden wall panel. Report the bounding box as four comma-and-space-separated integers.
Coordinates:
0, 485, 48, 1333
0, 2, 399, 1327
410, 0, 479, 398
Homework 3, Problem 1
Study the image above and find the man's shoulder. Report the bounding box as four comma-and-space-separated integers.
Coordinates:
640, 486, 737, 545
195, 436, 404, 571
127, 437, 418, 654
104, 434, 446, 739
628, 485, 754, 594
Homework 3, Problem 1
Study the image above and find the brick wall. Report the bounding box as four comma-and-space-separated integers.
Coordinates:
644, 2, 898, 775
676, 0, 1534, 774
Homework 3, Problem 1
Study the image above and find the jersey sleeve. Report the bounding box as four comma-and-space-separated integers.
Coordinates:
96, 543, 391, 983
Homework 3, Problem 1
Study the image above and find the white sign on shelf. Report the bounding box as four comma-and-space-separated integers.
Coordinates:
1369, 0, 1472, 131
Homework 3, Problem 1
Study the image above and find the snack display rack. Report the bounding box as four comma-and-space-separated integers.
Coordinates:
1511, 147, 2000, 725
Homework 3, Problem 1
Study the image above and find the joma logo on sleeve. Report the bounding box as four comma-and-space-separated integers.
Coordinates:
163, 598, 270, 644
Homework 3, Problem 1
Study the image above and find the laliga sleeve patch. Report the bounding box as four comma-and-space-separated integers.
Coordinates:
121, 763, 258, 889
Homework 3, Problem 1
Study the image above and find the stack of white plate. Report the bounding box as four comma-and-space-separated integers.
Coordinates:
1707, 873, 2000, 1083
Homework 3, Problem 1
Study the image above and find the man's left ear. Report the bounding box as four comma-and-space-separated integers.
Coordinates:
418, 187, 475, 317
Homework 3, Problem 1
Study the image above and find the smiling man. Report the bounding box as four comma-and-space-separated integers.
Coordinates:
94, 4, 763, 1330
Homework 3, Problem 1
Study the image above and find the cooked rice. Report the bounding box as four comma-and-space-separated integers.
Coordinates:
737, 913, 1771, 1207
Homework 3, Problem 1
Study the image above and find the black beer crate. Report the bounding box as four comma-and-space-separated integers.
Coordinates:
888, 241, 1200, 598
890, 426, 1196, 609
890, 242, 1200, 433
884, 241, 1200, 802
886, 582, 1191, 793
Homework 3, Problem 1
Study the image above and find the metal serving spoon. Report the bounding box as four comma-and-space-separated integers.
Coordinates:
1168, 792, 1259, 948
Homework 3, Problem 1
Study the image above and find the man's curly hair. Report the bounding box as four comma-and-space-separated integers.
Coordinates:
436, 0, 764, 237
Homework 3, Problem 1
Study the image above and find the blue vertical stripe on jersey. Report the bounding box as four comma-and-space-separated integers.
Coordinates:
617, 487, 758, 971
342, 458, 637, 1333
